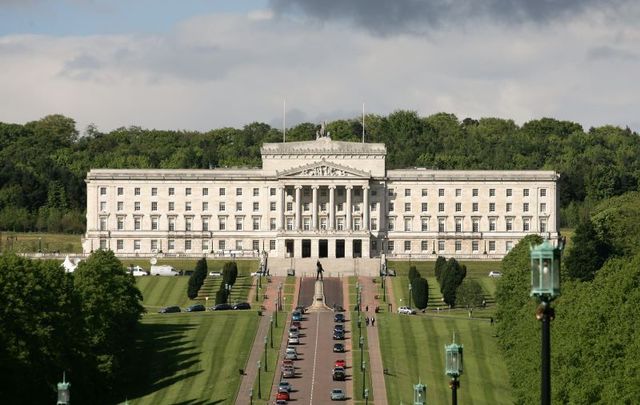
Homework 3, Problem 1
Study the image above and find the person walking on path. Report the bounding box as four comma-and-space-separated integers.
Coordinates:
371, 317, 375, 327
366, 305, 369, 312
365, 317, 370, 326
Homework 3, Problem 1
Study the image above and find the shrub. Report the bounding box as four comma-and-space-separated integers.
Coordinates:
411, 277, 429, 310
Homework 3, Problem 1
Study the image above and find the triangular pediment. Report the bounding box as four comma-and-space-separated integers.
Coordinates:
278, 160, 371, 179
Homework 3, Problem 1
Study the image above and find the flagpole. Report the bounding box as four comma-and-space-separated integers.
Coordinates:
283, 99, 286, 142
362, 102, 365, 143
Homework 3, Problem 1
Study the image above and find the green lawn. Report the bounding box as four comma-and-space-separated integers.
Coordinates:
0, 231, 82, 253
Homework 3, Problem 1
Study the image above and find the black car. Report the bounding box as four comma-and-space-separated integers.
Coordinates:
233, 302, 251, 310
158, 306, 181, 314
295, 305, 306, 314
332, 367, 346, 381
333, 343, 345, 353
333, 330, 345, 340
211, 303, 233, 311
333, 324, 345, 333
334, 313, 345, 323
185, 304, 205, 312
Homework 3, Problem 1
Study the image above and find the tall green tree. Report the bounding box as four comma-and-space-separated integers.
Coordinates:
455, 279, 485, 309
563, 218, 611, 281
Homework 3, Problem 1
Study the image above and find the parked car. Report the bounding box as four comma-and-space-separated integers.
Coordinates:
150, 265, 179, 276
209, 271, 222, 277
278, 381, 292, 393
288, 336, 299, 345
211, 303, 233, 311
251, 270, 268, 277
335, 359, 346, 368
333, 343, 345, 353
398, 306, 416, 315
291, 320, 301, 329
334, 313, 345, 323
274, 400, 287, 405
333, 330, 345, 340
158, 306, 181, 314
295, 305, 306, 314
285, 347, 298, 360
332, 366, 346, 381
185, 304, 205, 312
282, 366, 295, 378
281, 359, 294, 369
331, 388, 346, 400
333, 324, 345, 333
233, 302, 251, 310
489, 271, 503, 278
292, 311, 302, 322
132, 269, 148, 276
276, 391, 290, 401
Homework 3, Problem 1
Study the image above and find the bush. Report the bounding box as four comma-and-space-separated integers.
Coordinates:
434, 256, 447, 284
223, 261, 238, 286
215, 288, 229, 305
187, 258, 207, 299
411, 277, 429, 310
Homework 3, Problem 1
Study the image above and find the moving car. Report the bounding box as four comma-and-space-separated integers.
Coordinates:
185, 304, 205, 312
278, 381, 292, 393
331, 388, 346, 401
333, 343, 345, 353
211, 303, 233, 311
332, 366, 346, 381
233, 302, 251, 310
489, 271, 503, 278
398, 306, 416, 315
158, 306, 181, 314
334, 313, 345, 323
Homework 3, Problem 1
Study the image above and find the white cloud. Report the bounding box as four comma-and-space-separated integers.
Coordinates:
0, 6, 639, 133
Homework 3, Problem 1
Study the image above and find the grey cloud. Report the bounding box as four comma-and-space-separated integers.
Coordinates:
270, 0, 631, 36
587, 45, 639, 62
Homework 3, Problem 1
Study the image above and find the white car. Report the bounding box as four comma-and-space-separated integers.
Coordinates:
251, 270, 268, 277
331, 388, 346, 400
488, 271, 503, 278
288, 336, 299, 345
398, 306, 416, 315
285, 347, 298, 360
132, 269, 148, 276
209, 271, 222, 277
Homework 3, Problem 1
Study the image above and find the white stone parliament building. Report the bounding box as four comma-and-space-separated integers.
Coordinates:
83, 133, 560, 266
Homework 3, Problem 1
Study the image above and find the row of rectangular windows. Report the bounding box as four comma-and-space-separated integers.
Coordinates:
391, 188, 546, 198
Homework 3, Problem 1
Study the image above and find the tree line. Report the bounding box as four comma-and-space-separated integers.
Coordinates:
1, 112, 639, 233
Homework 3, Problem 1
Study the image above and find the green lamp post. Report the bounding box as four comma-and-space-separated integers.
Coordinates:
360, 335, 365, 371
409, 282, 413, 308
249, 388, 253, 405
530, 238, 564, 405
57, 372, 70, 405
364, 388, 369, 405
362, 361, 367, 397
257, 360, 261, 399
414, 382, 427, 405
263, 336, 268, 371
445, 335, 463, 405
270, 315, 274, 348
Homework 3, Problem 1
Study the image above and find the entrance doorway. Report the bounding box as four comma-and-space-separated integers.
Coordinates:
302, 239, 311, 258
285, 239, 294, 257
353, 239, 362, 258
319, 239, 328, 258
336, 239, 345, 258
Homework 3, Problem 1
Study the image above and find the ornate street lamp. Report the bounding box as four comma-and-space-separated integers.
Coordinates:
263, 336, 268, 371
360, 335, 365, 371
362, 361, 367, 397
257, 360, 261, 398
364, 388, 369, 405
414, 382, 427, 405
57, 372, 70, 405
249, 388, 253, 405
530, 238, 564, 405
270, 315, 274, 348
445, 334, 463, 405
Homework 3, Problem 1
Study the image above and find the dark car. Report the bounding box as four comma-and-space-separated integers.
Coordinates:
233, 302, 251, 310
158, 306, 181, 314
295, 305, 306, 314
332, 366, 346, 381
185, 304, 205, 312
334, 313, 345, 323
333, 330, 345, 340
333, 343, 345, 353
211, 303, 233, 311
333, 324, 345, 333
292, 311, 302, 321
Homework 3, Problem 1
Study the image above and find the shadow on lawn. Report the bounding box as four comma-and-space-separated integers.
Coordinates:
119, 321, 201, 402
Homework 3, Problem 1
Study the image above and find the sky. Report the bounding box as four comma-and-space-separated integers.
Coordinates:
1, 0, 639, 134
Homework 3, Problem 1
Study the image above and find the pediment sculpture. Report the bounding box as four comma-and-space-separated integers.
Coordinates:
302, 165, 346, 177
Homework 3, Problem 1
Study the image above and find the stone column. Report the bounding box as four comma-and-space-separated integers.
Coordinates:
279, 186, 286, 231
363, 185, 370, 231
295, 185, 302, 231
329, 185, 336, 230
312, 185, 319, 231
346, 185, 353, 231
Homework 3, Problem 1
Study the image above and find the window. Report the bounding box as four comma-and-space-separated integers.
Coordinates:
219, 240, 226, 250
253, 188, 259, 197
117, 217, 124, 230
202, 187, 208, 196
236, 202, 242, 211
523, 188, 530, 197
253, 202, 259, 212
219, 202, 226, 212
523, 217, 530, 231
455, 202, 461, 212
472, 240, 479, 252
134, 240, 141, 251
387, 218, 395, 231
117, 187, 123, 195
219, 217, 226, 230
421, 189, 428, 197
455, 240, 462, 252
236, 188, 242, 196
185, 217, 192, 231
405, 188, 411, 197
438, 202, 445, 212
506, 188, 512, 197
286, 218, 294, 231
235, 217, 243, 231
100, 187, 107, 195
185, 240, 192, 250
540, 188, 547, 197
455, 218, 462, 232
489, 241, 496, 252
455, 188, 461, 197
388, 188, 394, 197
371, 240, 378, 251
202, 217, 209, 231
404, 241, 411, 251
438, 240, 445, 252
472, 188, 478, 197
421, 218, 429, 231
353, 218, 361, 231
151, 201, 158, 211
270, 218, 276, 230
506, 217, 513, 231
388, 241, 395, 252
169, 217, 176, 231
506, 203, 512, 212
337, 203, 344, 212
438, 188, 445, 197
540, 220, 547, 232
219, 187, 226, 196
168, 201, 175, 211
185, 187, 191, 196
202, 201, 209, 211
353, 204, 360, 212
303, 202, 310, 212
370, 203, 376, 212
472, 218, 479, 233
303, 188, 310, 197
117, 201, 123, 211
253, 217, 260, 231
371, 218, 378, 231
421, 203, 428, 212
523, 202, 529, 212
472, 202, 479, 212
321, 188, 328, 197
540, 203, 546, 212
185, 202, 192, 211
335, 217, 344, 230
99, 217, 107, 231
100, 201, 107, 211
405, 203, 411, 212
287, 202, 293, 211
421, 240, 429, 251
117, 240, 124, 250
506, 241, 513, 252
489, 218, 497, 231
270, 202, 276, 211
489, 188, 495, 197
489, 202, 495, 212
168, 239, 175, 250
269, 240, 276, 250
320, 217, 328, 230
270, 188, 276, 196
151, 217, 159, 230
134, 187, 140, 196
438, 218, 445, 232
169, 187, 175, 196
404, 218, 412, 231
134, 201, 141, 211
388, 202, 394, 211
202, 239, 209, 252
253, 240, 260, 251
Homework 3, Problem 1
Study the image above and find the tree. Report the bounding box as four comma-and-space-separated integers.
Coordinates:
188, 258, 208, 299
563, 218, 611, 281
408, 265, 420, 282
455, 279, 484, 309
411, 277, 429, 310
434, 256, 447, 284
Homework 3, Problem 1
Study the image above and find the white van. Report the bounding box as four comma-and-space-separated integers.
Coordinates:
150, 265, 179, 276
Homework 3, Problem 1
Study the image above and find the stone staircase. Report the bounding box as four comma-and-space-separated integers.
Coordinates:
266, 257, 380, 277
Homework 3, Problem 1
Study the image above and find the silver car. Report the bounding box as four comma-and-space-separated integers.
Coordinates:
331, 388, 346, 400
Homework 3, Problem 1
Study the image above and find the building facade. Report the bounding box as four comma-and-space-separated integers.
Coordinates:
83, 137, 560, 259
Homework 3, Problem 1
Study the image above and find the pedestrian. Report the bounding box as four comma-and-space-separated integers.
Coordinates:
365, 317, 370, 326
371, 317, 375, 327
490, 317, 494, 325
365, 305, 369, 312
